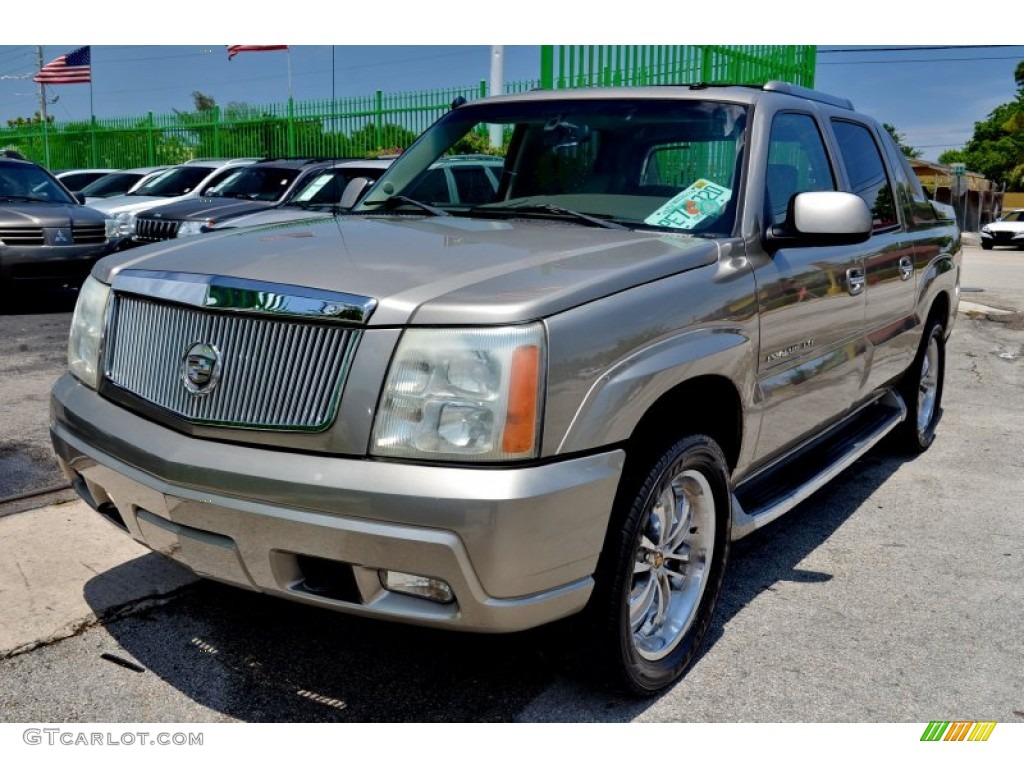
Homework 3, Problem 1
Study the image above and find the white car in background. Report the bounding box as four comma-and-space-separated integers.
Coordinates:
980, 209, 1024, 250
88, 158, 257, 238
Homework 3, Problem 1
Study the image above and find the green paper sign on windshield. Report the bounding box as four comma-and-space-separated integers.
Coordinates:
644, 179, 732, 230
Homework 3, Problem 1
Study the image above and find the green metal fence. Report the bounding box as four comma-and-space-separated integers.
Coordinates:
2, 46, 815, 170
539, 45, 817, 89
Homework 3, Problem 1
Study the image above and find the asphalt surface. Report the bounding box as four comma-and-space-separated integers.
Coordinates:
0, 284, 79, 512
0, 245, 1021, 722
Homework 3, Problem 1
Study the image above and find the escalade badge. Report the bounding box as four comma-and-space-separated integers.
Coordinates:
182, 342, 222, 395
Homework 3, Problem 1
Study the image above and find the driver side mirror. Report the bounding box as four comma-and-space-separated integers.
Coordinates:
339, 177, 374, 209
73, 192, 87, 205
765, 191, 872, 252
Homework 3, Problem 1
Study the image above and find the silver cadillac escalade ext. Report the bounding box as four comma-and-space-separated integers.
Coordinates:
50, 82, 960, 694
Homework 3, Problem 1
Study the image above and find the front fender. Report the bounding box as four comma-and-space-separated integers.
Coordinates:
554, 327, 755, 455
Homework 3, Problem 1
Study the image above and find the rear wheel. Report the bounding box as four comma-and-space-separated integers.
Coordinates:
592, 434, 731, 694
896, 318, 945, 453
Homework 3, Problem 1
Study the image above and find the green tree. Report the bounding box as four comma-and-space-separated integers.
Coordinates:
937, 148, 966, 166
952, 61, 1024, 190
883, 123, 922, 159
347, 123, 418, 157
5, 112, 55, 129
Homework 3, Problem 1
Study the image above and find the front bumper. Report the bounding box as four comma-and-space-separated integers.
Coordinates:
0, 242, 114, 283
50, 374, 623, 632
979, 229, 1024, 246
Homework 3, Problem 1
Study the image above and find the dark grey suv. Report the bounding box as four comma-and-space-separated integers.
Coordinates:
0, 157, 117, 294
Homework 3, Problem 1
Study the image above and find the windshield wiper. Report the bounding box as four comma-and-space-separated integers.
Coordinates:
0, 195, 48, 203
468, 202, 629, 230
363, 195, 450, 217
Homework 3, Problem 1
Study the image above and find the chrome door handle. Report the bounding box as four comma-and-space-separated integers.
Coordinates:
846, 267, 865, 296
899, 256, 914, 281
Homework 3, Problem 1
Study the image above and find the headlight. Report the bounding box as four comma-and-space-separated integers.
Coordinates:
104, 218, 118, 240
68, 276, 111, 389
371, 324, 545, 462
114, 211, 136, 236
177, 220, 210, 237
981, 226, 991, 235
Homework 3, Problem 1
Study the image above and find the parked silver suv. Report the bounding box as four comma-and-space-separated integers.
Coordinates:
51, 82, 960, 693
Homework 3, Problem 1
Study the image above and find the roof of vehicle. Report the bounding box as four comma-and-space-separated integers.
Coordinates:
182, 157, 259, 168
456, 81, 856, 112
56, 168, 118, 176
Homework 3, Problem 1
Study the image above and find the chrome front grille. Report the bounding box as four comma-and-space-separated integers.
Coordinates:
0, 226, 44, 245
73, 223, 107, 244
106, 295, 360, 430
135, 218, 180, 242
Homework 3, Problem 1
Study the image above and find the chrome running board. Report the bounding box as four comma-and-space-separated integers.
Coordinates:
731, 389, 907, 540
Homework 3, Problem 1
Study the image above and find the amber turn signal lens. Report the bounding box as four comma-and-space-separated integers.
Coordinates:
502, 344, 540, 454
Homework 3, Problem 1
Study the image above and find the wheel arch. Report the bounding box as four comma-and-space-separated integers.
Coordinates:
624, 375, 744, 475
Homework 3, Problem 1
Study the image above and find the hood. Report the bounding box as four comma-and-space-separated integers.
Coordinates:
94, 214, 720, 326
88, 195, 165, 215
208, 206, 334, 230
985, 220, 1024, 233
0, 202, 107, 227
137, 197, 274, 223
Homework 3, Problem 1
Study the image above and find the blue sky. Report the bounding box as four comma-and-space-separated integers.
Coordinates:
1, 8, 1021, 164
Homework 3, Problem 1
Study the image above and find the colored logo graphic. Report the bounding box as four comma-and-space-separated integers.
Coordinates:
920, 721, 997, 741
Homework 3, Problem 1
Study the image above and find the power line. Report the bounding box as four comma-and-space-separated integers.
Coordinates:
819, 54, 1024, 66
818, 45, 1024, 54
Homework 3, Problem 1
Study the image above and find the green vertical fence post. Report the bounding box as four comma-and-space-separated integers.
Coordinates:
146, 112, 155, 165
479, 79, 487, 99
540, 46, 554, 90
212, 106, 221, 158
287, 97, 296, 158
374, 90, 383, 151
90, 116, 98, 167
701, 46, 713, 83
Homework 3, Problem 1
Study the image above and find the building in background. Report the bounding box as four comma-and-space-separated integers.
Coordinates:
910, 159, 1003, 232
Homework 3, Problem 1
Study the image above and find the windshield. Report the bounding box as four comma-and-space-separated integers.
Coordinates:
999, 210, 1024, 222
203, 166, 299, 201
356, 98, 748, 235
80, 171, 145, 198
131, 166, 213, 197
0, 163, 77, 204
287, 165, 390, 206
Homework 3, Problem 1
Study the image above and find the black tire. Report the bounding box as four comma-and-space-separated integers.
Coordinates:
895, 318, 945, 453
981, 241, 993, 250
590, 434, 731, 695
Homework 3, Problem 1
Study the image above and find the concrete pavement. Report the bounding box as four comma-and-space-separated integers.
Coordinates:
0, 500, 196, 659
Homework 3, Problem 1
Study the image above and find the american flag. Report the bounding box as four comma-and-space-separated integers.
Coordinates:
227, 45, 288, 60
33, 46, 91, 85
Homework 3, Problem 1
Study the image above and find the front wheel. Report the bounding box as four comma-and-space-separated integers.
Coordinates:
592, 434, 731, 694
981, 241, 993, 250
896, 318, 945, 453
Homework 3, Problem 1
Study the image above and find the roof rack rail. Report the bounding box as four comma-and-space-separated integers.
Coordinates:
762, 81, 854, 110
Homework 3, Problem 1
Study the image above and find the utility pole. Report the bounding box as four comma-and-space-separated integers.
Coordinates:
36, 46, 50, 167
489, 46, 504, 149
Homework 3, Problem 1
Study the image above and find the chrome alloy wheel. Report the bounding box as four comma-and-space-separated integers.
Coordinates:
917, 332, 940, 434
630, 468, 716, 661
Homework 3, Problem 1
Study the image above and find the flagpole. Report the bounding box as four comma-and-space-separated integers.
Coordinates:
287, 47, 293, 102
90, 64, 97, 167
36, 46, 50, 167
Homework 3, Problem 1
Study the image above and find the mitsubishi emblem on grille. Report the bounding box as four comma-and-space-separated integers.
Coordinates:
182, 342, 222, 395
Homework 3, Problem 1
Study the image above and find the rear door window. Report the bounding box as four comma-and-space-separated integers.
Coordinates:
831, 120, 899, 231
